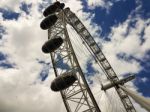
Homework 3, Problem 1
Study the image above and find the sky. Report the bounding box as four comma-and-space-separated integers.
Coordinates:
0, 0, 150, 112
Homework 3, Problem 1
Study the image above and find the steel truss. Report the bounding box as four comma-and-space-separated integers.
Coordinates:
48, 10, 101, 112
47, 5, 137, 111
63, 8, 136, 112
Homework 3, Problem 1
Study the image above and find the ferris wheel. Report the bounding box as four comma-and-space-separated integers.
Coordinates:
40, 1, 150, 112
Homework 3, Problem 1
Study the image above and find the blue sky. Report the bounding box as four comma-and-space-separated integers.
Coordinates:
82, 0, 150, 97
0, 0, 150, 112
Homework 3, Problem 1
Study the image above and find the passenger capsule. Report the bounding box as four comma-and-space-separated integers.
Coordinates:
43, 1, 65, 17
40, 14, 58, 30
42, 37, 63, 53
51, 71, 77, 91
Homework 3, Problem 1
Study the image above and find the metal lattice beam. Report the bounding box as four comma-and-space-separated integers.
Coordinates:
48, 10, 101, 112
63, 8, 136, 112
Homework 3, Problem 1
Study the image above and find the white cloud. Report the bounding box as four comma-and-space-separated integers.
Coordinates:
138, 77, 149, 83
0, 0, 62, 112
0, 12, 3, 20
0, 0, 46, 12
0, 0, 20, 11
141, 77, 148, 83
102, 17, 150, 75
0, 68, 66, 112
87, 0, 113, 10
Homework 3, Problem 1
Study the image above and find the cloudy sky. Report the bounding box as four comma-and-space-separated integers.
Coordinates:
0, 0, 150, 112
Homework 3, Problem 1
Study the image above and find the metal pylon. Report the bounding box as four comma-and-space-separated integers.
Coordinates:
48, 9, 101, 112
